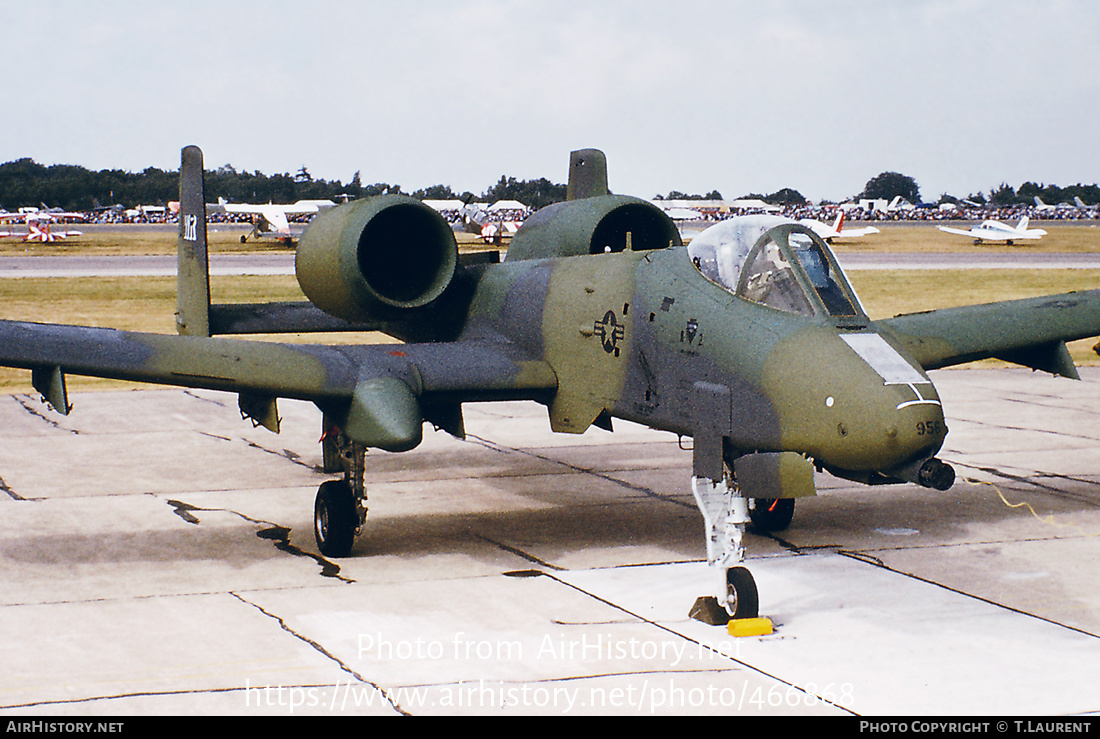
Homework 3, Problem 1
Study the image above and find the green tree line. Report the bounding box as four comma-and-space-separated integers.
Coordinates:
3, 157, 1097, 211
857, 171, 1100, 207
977, 181, 1100, 207
0, 158, 568, 212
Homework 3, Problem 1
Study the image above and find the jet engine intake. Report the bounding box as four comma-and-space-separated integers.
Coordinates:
296, 194, 458, 322
506, 195, 682, 261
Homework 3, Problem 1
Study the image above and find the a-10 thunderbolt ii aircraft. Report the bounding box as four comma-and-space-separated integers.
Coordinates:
1, 146, 1098, 621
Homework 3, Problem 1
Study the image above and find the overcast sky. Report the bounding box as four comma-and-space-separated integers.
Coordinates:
5, 0, 1099, 203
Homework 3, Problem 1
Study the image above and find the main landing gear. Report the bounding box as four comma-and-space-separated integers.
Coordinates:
748, 497, 795, 533
313, 423, 367, 557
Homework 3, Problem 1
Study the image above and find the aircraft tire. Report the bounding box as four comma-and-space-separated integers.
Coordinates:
749, 498, 795, 532
726, 567, 759, 619
315, 480, 357, 557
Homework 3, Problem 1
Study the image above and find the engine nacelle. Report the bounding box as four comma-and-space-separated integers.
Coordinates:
505, 195, 682, 262
296, 194, 458, 322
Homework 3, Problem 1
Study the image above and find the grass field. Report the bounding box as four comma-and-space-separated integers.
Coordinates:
2, 221, 1098, 256
1, 225, 1098, 393
830, 222, 1100, 254
0, 226, 490, 257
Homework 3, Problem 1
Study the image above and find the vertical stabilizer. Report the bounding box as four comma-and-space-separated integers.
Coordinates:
566, 149, 609, 201
177, 145, 211, 337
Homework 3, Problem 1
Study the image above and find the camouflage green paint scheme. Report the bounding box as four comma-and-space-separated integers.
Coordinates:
0, 147, 1097, 498
880, 293, 1099, 379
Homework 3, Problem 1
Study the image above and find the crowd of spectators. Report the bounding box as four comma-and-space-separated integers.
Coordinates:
668, 200, 1098, 226
11, 196, 1097, 232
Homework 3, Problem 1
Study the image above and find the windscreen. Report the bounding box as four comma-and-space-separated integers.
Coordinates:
688, 217, 864, 319
784, 231, 859, 316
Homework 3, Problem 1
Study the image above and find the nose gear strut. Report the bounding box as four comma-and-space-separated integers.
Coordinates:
689, 474, 759, 623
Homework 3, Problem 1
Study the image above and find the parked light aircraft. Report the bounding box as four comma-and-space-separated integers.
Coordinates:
460, 202, 526, 245
1033, 196, 1078, 213
1074, 197, 1098, 215
0, 209, 86, 242
214, 198, 336, 243
0, 147, 1097, 623
937, 217, 1047, 245
800, 212, 880, 242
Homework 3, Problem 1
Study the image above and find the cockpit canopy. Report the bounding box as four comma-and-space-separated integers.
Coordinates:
688, 216, 866, 323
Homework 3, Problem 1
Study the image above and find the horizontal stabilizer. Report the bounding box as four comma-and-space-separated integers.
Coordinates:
209, 302, 387, 335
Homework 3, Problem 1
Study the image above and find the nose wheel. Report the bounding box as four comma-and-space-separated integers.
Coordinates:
726, 566, 759, 620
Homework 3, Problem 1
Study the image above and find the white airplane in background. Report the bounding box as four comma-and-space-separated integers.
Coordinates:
1034, 196, 1075, 212
728, 198, 781, 212
214, 198, 336, 243
801, 212, 880, 242
1033, 197, 1058, 212
0, 208, 86, 242
461, 202, 527, 245
938, 217, 1047, 245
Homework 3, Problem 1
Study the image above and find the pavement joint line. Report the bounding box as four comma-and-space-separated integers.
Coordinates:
0, 683, 260, 713
0, 475, 24, 501
241, 438, 320, 471
833, 548, 1100, 640
464, 433, 696, 510
953, 412, 1100, 443
537, 569, 859, 716
163, 498, 354, 583
226, 591, 409, 715
472, 533, 566, 571
13, 393, 78, 434
954, 461, 1100, 506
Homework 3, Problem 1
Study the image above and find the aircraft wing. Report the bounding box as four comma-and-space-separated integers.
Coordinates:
222, 203, 267, 215
878, 290, 1100, 377
223, 203, 322, 216
936, 226, 980, 238
260, 207, 291, 233
842, 226, 880, 238
0, 319, 557, 450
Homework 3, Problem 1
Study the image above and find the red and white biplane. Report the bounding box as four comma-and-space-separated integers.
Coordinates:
0, 208, 86, 242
